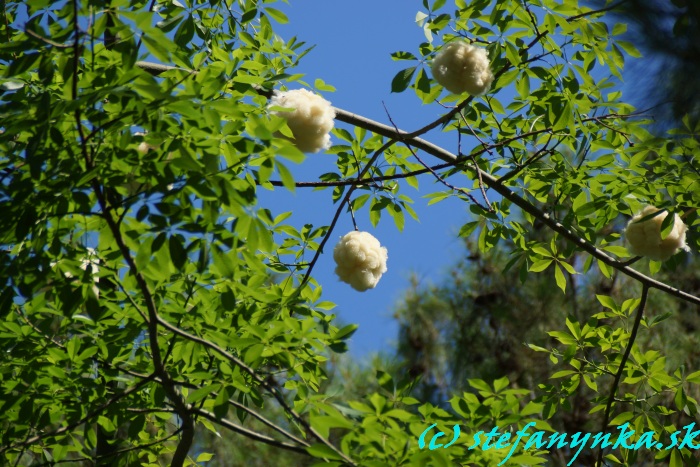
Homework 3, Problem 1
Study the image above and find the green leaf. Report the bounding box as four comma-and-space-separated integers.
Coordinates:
169, 235, 187, 270
241, 8, 258, 23
529, 259, 552, 272
196, 452, 214, 462
559, 261, 577, 274
432, 0, 447, 11
142, 35, 172, 63
391, 66, 416, 93
649, 259, 662, 275
601, 245, 630, 257
596, 295, 618, 310
306, 444, 345, 461
186, 384, 220, 404
333, 324, 358, 340
232, 74, 266, 84
554, 264, 566, 292
598, 259, 612, 278
314, 78, 336, 92
390, 51, 417, 61
616, 40, 641, 58
531, 246, 551, 257
265, 7, 289, 24
174, 16, 195, 47
276, 161, 295, 193
387, 202, 405, 232
609, 411, 634, 425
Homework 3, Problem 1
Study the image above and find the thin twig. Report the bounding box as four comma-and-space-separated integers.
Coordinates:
33, 428, 184, 466
295, 137, 393, 296
152, 317, 357, 466
348, 202, 358, 231
0, 377, 155, 454
72, 2, 194, 460
456, 112, 493, 210
25, 28, 73, 48
332, 108, 700, 306
382, 102, 488, 211
134, 0, 158, 53
567, 0, 630, 22
189, 407, 309, 455
596, 285, 649, 467
523, 0, 543, 39
593, 116, 634, 146
496, 132, 559, 183
110, 365, 311, 450
267, 169, 438, 188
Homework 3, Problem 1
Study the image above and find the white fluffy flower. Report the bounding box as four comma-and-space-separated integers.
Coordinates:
137, 141, 159, 154
624, 206, 689, 261
333, 231, 388, 292
135, 132, 159, 154
431, 41, 494, 95
269, 89, 335, 153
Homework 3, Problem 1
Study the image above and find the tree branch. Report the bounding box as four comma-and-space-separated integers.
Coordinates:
76, 18, 194, 465
382, 102, 489, 211
336, 109, 700, 306
0, 377, 155, 455
295, 137, 393, 295
151, 316, 357, 466
566, 0, 630, 22
32, 428, 183, 466
189, 407, 310, 455
596, 285, 649, 467
136, 61, 191, 75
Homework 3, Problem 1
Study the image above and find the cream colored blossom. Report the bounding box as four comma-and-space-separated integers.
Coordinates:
624, 206, 689, 261
135, 132, 159, 154
137, 141, 159, 154
333, 231, 388, 292
129, 136, 172, 196
431, 41, 494, 95
269, 89, 335, 153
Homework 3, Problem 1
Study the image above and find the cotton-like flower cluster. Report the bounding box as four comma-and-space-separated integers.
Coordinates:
137, 141, 159, 154
268, 89, 335, 153
127, 134, 173, 196
431, 41, 494, 95
624, 206, 689, 261
333, 231, 388, 292
135, 132, 159, 154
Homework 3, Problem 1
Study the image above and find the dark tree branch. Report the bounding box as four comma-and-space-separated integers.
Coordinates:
0, 377, 155, 454
382, 102, 488, 211
150, 316, 357, 466
567, 0, 630, 22
69, 2, 194, 462
189, 407, 309, 455
98, 61, 700, 306
596, 285, 649, 467
333, 108, 700, 306
25, 28, 72, 48
294, 137, 393, 297
33, 428, 184, 466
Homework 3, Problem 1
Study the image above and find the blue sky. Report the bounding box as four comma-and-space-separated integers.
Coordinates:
260, 1, 656, 359
259, 1, 480, 358
6, 0, 476, 358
